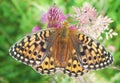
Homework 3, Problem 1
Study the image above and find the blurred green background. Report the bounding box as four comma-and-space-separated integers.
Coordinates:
0, 0, 120, 83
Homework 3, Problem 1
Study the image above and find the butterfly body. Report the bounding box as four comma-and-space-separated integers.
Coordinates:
54, 22, 72, 67
9, 22, 113, 77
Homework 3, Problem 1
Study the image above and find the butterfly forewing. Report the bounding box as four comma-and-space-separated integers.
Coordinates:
72, 32, 113, 70
9, 28, 58, 67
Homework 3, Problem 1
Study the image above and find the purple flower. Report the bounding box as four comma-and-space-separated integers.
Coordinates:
41, 5, 66, 28
32, 26, 41, 32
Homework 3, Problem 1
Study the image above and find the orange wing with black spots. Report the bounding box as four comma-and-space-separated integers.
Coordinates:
33, 55, 56, 74
71, 32, 113, 70
63, 48, 88, 77
9, 28, 57, 67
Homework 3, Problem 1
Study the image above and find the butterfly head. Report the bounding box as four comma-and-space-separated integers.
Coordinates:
62, 21, 69, 27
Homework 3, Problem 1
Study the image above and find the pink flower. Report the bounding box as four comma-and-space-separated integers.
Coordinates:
69, 25, 77, 30
32, 26, 41, 32
41, 5, 66, 28
92, 16, 113, 38
73, 4, 97, 25
72, 4, 116, 39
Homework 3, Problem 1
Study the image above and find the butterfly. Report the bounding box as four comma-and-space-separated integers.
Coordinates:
9, 22, 113, 77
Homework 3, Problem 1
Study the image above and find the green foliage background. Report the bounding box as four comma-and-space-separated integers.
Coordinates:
0, 0, 120, 83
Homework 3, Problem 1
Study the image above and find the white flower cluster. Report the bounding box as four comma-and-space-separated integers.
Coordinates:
72, 4, 117, 40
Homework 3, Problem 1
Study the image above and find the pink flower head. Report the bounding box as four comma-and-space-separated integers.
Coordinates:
81, 4, 96, 23
42, 5, 66, 28
73, 4, 97, 25
32, 26, 41, 32
71, 4, 116, 39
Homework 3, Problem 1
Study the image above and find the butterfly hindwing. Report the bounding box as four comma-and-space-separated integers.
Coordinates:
72, 32, 113, 70
33, 55, 56, 74
63, 48, 88, 77
9, 28, 57, 67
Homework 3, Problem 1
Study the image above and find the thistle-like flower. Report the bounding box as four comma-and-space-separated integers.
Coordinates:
41, 5, 66, 28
